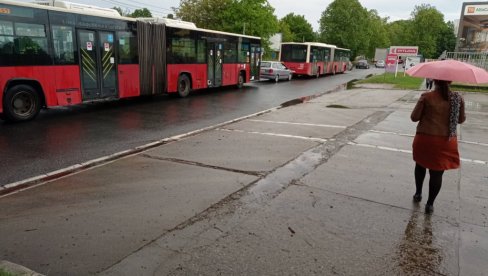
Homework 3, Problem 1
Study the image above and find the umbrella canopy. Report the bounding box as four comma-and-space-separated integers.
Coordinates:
405, 59, 488, 84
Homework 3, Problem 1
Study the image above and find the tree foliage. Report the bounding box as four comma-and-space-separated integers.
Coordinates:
129, 8, 152, 18
409, 4, 446, 58
174, 0, 232, 30
366, 10, 390, 58
319, 0, 370, 58
279, 13, 315, 42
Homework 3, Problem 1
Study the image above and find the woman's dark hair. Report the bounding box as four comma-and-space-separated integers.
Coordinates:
434, 80, 450, 101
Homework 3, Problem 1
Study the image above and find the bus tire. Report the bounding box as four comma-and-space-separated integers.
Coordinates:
237, 72, 245, 88
3, 84, 41, 122
177, 74, 191, 97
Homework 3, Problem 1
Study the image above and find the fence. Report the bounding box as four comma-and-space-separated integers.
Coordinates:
445, 52, 488, 70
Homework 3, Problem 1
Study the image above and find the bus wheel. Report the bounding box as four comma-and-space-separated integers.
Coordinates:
177, 74, 191, 97
237, 73, 245, 88
3, 84, 41, 122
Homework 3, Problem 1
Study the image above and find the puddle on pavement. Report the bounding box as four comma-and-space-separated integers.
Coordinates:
393, 210, 447, 275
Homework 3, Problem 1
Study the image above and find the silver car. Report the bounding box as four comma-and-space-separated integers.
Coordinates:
260, 61, 293, 82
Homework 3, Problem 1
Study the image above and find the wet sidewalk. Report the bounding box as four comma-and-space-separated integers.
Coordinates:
1, 87, 487, 275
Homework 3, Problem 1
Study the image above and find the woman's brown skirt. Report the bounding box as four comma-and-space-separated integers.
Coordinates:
412, 133, 460, 170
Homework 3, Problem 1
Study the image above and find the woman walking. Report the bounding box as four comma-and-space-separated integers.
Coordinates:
410, 80, 466, 214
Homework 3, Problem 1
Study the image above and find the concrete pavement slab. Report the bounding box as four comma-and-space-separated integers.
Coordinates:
0, 156, 257, 275
309, 88, 411, 108
371, 109, 418, 135
301, 145, 461, 218
135, 185, 458, 275
461, 112, 488, 144
254, 102, 375, 128
145, 129, 318, 173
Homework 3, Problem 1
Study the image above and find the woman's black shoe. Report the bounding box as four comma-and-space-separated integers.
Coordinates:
413, 194, 422, 202
425, 204, 434, 214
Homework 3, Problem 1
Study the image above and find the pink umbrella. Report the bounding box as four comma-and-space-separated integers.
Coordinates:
405, 59, 488, 84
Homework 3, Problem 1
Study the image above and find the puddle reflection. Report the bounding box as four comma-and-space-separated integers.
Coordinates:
396, 210, 443, 275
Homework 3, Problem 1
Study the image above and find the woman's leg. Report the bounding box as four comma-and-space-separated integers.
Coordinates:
414, 163, 426, 197
426, 169, 444, 206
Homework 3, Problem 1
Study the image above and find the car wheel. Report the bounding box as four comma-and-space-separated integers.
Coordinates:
275, 75, 279, 83
3, 84, 41, 122
288, 74, 292, 81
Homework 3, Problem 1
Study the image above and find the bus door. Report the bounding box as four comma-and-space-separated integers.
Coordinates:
250, 44, 260, 80
207, 42, 223, 87
311, 48, 319, 75
78, 30, 117, 100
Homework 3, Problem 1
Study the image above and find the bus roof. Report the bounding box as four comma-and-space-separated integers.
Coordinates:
2, 0, 260, 40
281, 42, 337, 48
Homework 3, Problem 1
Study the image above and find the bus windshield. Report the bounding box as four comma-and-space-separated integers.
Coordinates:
281, 44, 307, 62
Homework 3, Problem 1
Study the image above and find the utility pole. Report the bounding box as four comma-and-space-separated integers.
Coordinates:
243, 22, 246, 35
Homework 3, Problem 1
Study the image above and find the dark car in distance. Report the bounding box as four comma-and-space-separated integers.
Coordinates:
356, 59, 370, 69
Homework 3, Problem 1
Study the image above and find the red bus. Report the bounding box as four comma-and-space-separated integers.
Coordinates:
0, 0, 262, 122
279, 42, 350, 77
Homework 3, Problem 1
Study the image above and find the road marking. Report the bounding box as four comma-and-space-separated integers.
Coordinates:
218, 128, 328, 143
248, 119, 346, 129
349, 142, 488, 166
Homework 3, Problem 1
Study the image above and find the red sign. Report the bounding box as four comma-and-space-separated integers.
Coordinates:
389, 46, 418, 56
385, 54, 398, 73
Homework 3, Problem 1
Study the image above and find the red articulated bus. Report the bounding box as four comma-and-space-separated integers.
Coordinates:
279, 42, 350, 77
0, 0, 262, 122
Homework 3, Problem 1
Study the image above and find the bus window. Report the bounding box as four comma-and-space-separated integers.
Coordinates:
224, 41, 237, 63
14, 22, 50, 65
196, 39, 205, 63
0, 20, 14, 57
52, 25, 75, 64
238, 42, 249, 63
168, 29, 196, 64
281, 44, 307, 62
118, 31, 137, 64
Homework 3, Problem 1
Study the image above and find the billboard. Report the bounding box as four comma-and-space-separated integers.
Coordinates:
385, 54, 398, 73
457, 2, 488, 52
389, 46, 419, 56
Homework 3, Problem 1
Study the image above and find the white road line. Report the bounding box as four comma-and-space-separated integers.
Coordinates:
348, 142, 488, 166
217, 128, 328, 143
369, 130, 488, 147
248, 119, 346, 129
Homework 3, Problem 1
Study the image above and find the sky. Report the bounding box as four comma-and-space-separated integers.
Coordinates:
18, 0, 466, 31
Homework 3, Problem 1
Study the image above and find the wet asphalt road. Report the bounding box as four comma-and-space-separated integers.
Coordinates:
0, 69, 380, 186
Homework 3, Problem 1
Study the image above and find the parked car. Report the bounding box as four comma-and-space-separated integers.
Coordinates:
260, 61, 294, 82
356, 59, 370, 69
375, 60, 385, 68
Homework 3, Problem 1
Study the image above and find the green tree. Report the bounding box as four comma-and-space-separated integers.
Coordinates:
279, 20, 294, 42
279, 13, 315, 42
409, 4, 445, 58
436, 21, 457, 58
174, 0, 279, 58
130, 8, 152, 18
366, 10, 390, 58
387, 20, 413, 46
173, 0, 233, 29
319, 0, 370, 58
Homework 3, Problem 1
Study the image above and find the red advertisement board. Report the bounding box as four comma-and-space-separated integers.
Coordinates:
385, 54, 398, 73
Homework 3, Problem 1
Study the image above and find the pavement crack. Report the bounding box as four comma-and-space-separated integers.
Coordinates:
141, 154, 265, 177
